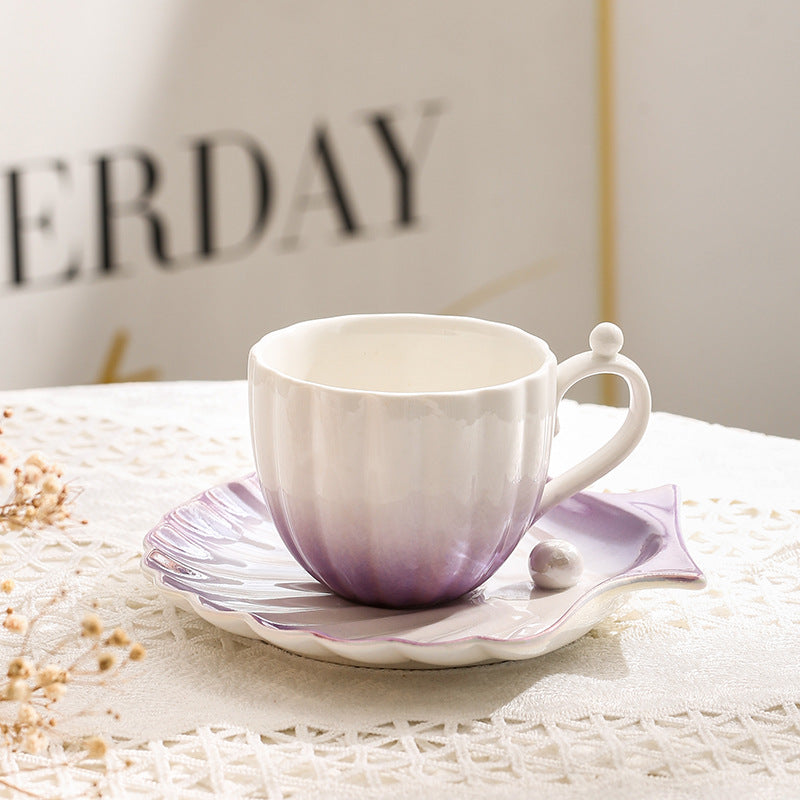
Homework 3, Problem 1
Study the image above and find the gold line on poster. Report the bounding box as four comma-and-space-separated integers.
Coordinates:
98, 329, 161, 384
439, 258, 558, 316
597, 0, 618, 406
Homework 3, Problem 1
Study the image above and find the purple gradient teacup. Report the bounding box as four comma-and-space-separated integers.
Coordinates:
248, 314, 651, 608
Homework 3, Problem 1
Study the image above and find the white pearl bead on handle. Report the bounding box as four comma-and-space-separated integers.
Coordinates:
589, 322, 624, 359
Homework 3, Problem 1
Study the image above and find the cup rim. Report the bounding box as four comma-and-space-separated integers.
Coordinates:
248, 313, 556, 397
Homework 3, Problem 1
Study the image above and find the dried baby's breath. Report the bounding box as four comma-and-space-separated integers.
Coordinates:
81, 613, 103, 638
1, 412, 78, 532
2, 598, 145, 763
107, 628, 130, 647
42, 682, 66, 702
3, 613, 28, 634
97, 652, 115, 672
17, 703, 38, 726
36, 664, 66, 687
5, 678, 31, 702
129, 642, 146, 662
22, 728, 47, 755
7, 657, 32, 679
85, 735, 108, 759
0, 406, 146, 793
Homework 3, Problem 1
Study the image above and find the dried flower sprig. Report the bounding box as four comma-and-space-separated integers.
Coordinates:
1, 596, 146, 756
0, 406, 146, 797
0, 410, 83, 531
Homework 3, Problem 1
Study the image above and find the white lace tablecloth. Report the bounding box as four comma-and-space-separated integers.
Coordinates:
1, 381, 799, 799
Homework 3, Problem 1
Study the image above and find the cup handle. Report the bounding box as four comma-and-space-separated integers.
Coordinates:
536, 322, 651, 519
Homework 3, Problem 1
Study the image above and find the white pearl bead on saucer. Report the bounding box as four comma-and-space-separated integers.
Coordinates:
529, 539, 584, 590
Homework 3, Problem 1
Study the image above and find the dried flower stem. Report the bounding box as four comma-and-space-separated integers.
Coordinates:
1, 406, 146, 778
0, 775, 44, 798
15, 587, 69, 657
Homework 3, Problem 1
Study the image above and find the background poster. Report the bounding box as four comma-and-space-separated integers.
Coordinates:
0, 2, 599, 398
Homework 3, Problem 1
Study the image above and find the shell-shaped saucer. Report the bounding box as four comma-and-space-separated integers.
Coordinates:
141, 476, 705, 668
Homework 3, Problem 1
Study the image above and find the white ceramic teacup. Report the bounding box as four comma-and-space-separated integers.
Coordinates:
248, 314, 650, 608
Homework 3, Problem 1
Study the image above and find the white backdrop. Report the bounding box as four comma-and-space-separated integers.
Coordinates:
2, 1, 798, 437
614, 0, 800, 438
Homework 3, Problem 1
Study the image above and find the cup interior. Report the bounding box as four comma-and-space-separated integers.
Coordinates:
251, 314, 550, 393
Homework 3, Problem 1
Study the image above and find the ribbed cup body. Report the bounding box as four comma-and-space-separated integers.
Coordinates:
249, 315, 557, 608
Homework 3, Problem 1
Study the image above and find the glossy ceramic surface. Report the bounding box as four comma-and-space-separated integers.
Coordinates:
141, 475, 705, 669
248, 315, 651, 607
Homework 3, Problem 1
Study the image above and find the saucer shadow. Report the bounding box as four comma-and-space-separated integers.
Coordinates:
176, 618, 631, 731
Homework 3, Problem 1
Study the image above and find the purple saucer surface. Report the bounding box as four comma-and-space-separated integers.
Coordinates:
141, 476, 705, 668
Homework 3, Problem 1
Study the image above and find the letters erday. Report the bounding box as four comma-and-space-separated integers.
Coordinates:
2, 100, 445, 290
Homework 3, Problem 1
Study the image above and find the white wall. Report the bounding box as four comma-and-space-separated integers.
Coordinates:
615, 1, 800, 438
5, 2, 795, 438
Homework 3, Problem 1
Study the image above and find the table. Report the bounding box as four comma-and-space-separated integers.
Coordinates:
1, 382, 799, 799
